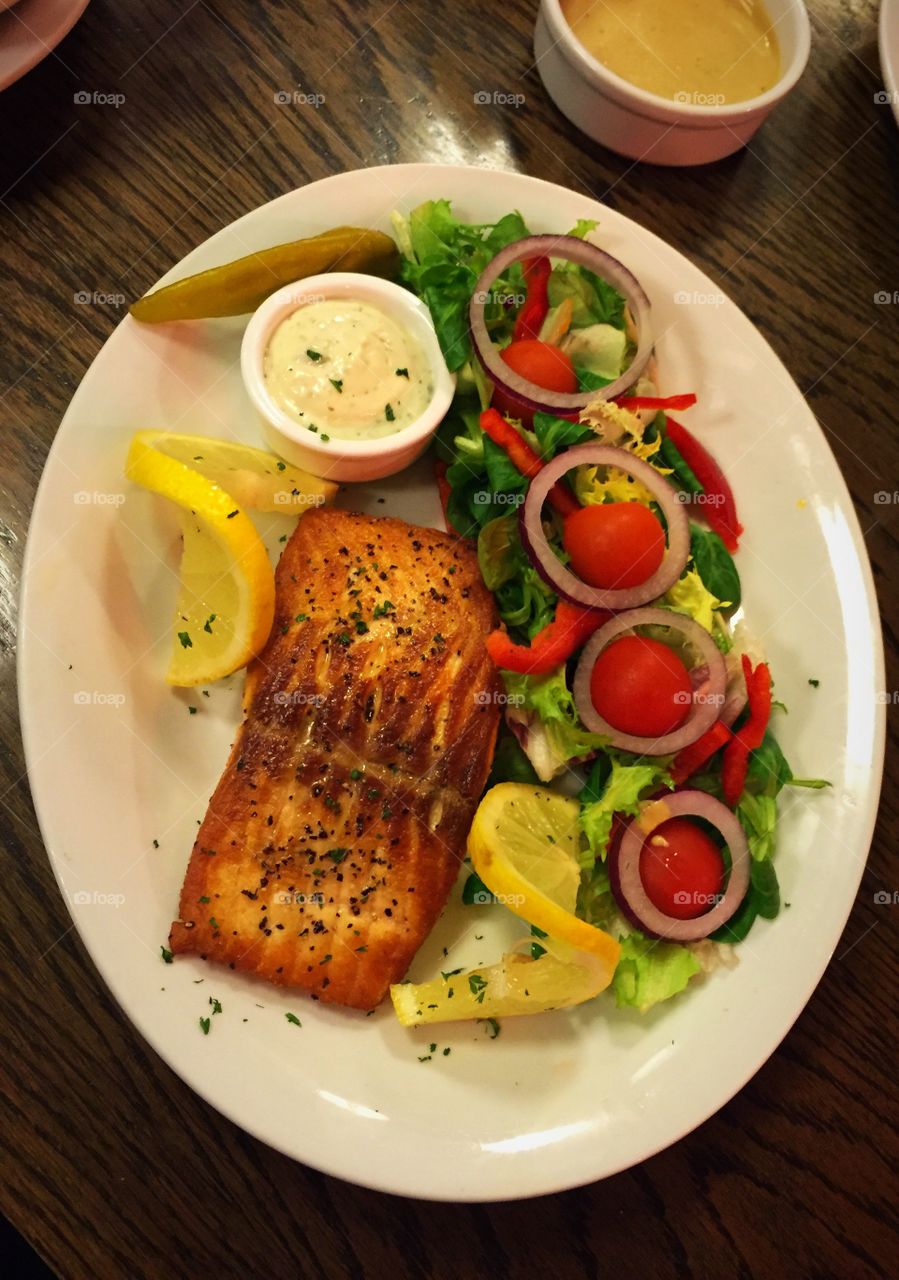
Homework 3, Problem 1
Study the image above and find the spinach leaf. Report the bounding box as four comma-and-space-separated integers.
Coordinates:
690, 525, 742, 608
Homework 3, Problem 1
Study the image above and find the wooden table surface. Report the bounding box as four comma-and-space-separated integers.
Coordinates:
2, 1, 897, 1275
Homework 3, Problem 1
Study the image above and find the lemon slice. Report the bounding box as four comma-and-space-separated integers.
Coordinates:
125, 434, 276, 686
391, 937, 611, 1026
467, 783, 620, 967
129, 430, 337, 512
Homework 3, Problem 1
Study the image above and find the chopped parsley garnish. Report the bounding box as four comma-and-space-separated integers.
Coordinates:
808, 678, 820, 687
327, 847, 348, 863
188, 706, 197, 715
350, 768, 363, 780
209, 917, 219, 931
199, 1017, 211, 1035
306, 348, 323, 362
177, 631, 192, 649
329, 378, 343, 393
372, 600, 395, 618
336, 632, 351, 646
482, 1017, 501, 1039
320, 433, 331, 442
198, 895, 210, 903
395, 367, 409, 378
152, 839, 159, 849
203, 614, 216, 633
468, 973, 488, 1003
355, 619, 369, 634
226, 510, 238, 519
382, 806, 392, 819
441, 968, 463, 980
285, 1012, 302, 1026
276, 461, 286, 471
209, 996, 222, 1015
296, 613, 309, 622
385, 403, 395, 422
160, 945, 173, 964
442, 1047, 451, 1056
355, 945, 368, 952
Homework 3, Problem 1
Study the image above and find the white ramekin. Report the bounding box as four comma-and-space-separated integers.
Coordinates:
240, 273, 455, 483
534, 0, 811, 166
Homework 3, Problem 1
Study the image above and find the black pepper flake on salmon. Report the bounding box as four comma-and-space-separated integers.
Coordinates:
169, 508, 501, 1010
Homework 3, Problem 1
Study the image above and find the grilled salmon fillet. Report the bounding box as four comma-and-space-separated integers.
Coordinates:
169, 508, 501, 1009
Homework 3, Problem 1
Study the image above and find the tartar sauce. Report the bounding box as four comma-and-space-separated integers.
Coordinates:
263, 299, 433, 441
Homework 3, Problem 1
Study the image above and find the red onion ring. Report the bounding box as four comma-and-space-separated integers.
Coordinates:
609, 790, 751, 941
520, 445, 690, 609
469, 235, 653, 418
721, 656, 749, 728
572, 608, 727, 755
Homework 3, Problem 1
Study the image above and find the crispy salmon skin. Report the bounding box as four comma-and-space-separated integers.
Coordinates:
169, 508, 501, 1009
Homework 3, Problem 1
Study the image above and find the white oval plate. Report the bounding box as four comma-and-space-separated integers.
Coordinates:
880, 0, 899, 127
18, 164, 885, 1201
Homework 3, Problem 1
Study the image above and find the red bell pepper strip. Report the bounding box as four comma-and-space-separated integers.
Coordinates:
434, 459, 468, 539
613, 393, 698, 412
665, 417, 743, 552
487, 599, 611, 676
721, 657, 773, 807
512, 256, 552, 342
480, 408, 579, 517
669, 720, 732, 787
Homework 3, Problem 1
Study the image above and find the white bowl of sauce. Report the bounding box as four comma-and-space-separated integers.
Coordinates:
241, 273, 454, 482
535, 0, 811, 166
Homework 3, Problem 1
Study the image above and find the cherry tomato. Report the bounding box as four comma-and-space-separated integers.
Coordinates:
639, 816, 725, 919
562, 502, 665, 589
590, 635, 692, 737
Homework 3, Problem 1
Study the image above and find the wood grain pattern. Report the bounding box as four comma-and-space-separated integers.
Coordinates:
1, 0, 897, 1275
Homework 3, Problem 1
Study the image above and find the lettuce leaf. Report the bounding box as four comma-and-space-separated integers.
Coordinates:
502, 666, 608, 779
560, 323, 627, 380
611, 931, 702, 1012
477, 514, 557, 640
658, 567, 727, 636
578, 754, 672, 864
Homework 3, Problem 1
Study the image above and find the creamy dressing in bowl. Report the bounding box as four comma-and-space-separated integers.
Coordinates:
263, 299, 433, 441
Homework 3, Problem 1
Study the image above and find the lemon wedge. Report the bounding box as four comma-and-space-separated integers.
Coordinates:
467, 783, 620, 967
391, 937, 611, 1027
390, 784, 620, 1026
129, 430, 337, 512
125, 433, 279, 686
